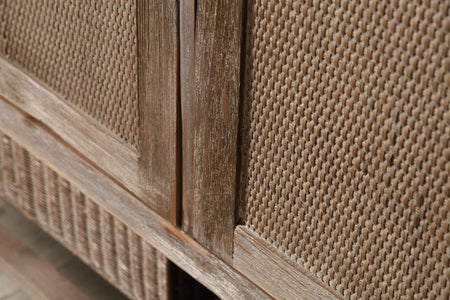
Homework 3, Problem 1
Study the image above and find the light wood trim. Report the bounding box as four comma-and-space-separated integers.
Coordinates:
0, 225, 89, 300
0, 56, 141, 198
181, 0, 243, 263
137, 0, 179, 223
0, 99, 270, 300
234, 226, 343, 300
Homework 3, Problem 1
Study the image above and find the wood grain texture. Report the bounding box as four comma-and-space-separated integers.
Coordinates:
0, 99, 269, 300
234, 226, 343, 300
0, 114, 169, 300
0, 57, 141, 198
0, 131, 4, 197
181, 0, 243, 263
137, 0, 179, 223
1, 134, 16, 200
180, 0, 196, 237
0, 225, 89, 300
156, 252, 170, 300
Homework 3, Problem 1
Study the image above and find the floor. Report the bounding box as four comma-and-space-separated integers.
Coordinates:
0, 271, 30, 300
0, 198, 127, 300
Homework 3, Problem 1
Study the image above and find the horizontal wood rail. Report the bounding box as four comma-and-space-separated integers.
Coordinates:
0, 56, 141, 199
234, 226, 343, 300
0, 98, 270, 300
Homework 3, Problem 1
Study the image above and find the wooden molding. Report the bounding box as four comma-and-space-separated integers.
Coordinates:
0, 99, 269, 300
234, 226, 343, 300
0, 56, 141, 198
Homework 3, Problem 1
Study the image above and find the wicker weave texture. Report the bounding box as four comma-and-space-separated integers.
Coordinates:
0, 1, 139, 148
240, 0, 449, 299
0, 130, 161, 300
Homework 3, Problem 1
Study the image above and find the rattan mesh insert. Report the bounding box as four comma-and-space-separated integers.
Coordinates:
240, 0, 449, 299
0, 130, 161, 299
0, 1, 139, 148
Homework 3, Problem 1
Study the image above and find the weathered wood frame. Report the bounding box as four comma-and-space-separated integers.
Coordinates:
0, 57, 140, 198
181, 0, 243, 263
137, 0, 179, 223
0, 98, 270, 299
0, 1, 179, 223
179, 2, 343, 298
0, 2, 345, 298
234, 226, 343, 300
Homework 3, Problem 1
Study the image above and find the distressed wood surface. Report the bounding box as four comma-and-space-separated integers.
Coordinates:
0, 225, 89, 300
137, 0, 179, 223
0, 98, 269, 300
234, 226, 343, 300
181, 0, 243, 263
0, 57, 141, 198
0, 126, 171, 299
0, 130, 4, 197
156, 252, 170, 300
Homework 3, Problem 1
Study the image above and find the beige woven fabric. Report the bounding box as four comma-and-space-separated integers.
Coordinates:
0, 130, 161, 299
240, 0, 449, 299
0, 1, 139, 148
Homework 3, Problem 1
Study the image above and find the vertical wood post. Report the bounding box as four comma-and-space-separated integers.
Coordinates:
138, 0, 179, 224
181, 0, 243, 262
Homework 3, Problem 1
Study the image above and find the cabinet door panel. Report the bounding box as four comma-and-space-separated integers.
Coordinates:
236, 0, 449, 299
0, 0, 178, 222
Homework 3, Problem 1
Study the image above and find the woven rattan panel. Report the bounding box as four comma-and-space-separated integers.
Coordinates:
0, 1, 138, 148
240, 0, 449, 299
0, 130, 162, 299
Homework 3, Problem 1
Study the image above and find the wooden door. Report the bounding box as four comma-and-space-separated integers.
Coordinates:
2, 1, 447, 299
181, 0, 449, 299
0, 0, 179, 223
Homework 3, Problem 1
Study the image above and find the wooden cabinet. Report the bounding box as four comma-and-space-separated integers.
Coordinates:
0, 0, 178, 222
1, 1, 448, 299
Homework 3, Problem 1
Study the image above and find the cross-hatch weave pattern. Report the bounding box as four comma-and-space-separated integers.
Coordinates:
0, 130, 161, 299
0, 1, 139, 148
240, 0, 449, 299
